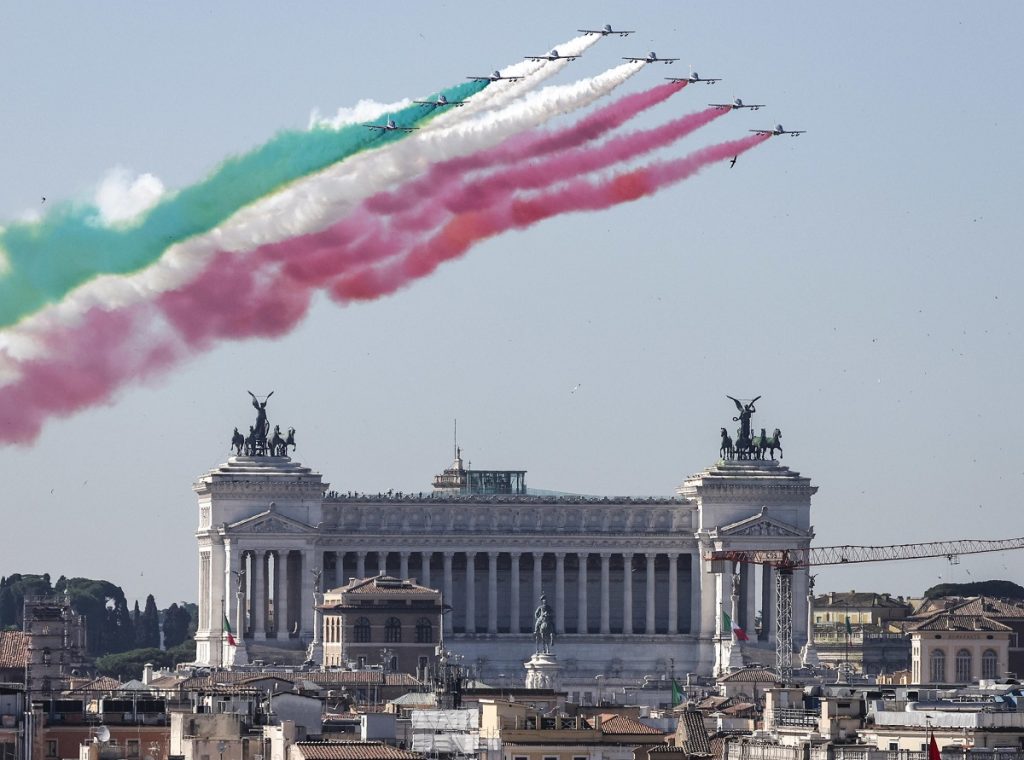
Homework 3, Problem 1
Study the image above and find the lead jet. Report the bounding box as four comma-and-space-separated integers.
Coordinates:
623, 51, 679, 64
710, 98, 764, 111
749, 124, 806, 137
467, 70, 522, 83
364, 118, 418, 133
578, 24, 634, 37
525, 49, 579, 62
414, 94, 466, 108
667, 70, 721, 85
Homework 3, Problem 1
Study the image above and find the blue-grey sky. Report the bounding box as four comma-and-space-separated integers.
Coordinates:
1, 2, 1022, 608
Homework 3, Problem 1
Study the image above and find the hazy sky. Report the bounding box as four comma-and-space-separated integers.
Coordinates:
2, 2, 1022, 609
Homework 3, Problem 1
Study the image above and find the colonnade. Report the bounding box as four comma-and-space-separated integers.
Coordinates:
316, 548, 702, 638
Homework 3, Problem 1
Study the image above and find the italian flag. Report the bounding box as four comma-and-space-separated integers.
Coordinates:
224, 615, 237, 647
722, 611, 749, 641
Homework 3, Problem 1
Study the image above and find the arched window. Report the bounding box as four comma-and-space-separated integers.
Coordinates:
416, 617, 434, 643
354, 617, 371, 643
982, 649, 999, 680
929, 649, 945, 683
385, 617, 402, 643
955, 648, 972, 683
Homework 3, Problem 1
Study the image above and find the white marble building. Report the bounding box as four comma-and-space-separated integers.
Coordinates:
194, 443, 816, 691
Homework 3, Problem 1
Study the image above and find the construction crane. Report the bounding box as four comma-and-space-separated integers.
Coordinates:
706, 536, 1024, 681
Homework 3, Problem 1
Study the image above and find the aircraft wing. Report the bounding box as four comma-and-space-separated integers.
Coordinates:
749, 129, 774, 135
709, 103, 733, 109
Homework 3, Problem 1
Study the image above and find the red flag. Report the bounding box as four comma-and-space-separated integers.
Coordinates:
928, 733, 941, 760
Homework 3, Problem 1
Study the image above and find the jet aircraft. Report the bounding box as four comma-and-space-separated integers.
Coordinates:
414, 94, 466, 108
623, 51, 679, 64
749, 124, 806, 136
525, 49, 579, 62
578, 24, 634, 37
467, 70, 522, 82
709, 98, 764, 111
667, 70, 721, 85
364, 118, 418, 133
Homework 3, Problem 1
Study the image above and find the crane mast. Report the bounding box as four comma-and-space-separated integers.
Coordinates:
706, 536, 1024, 681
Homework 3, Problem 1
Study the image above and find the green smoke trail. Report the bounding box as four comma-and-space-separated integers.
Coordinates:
0, 79, 488, 329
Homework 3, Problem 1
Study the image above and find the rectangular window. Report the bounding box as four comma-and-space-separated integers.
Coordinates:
127, 739, 140, 757
889, 743, 899, 752
514, 756, 529, 760
46, 740, 57, 758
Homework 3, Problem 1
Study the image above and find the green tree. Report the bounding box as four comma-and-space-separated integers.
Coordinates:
0, 583, 16, 629
137, 595, 160, 649
95, 641, 197, 681
162, 603, 192, 648
63, 578, 127, 655
923, 579, 1024, 600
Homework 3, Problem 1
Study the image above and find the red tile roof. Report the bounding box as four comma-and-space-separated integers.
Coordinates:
0, 631, 27, 669
294, 742, 423, 760
590, 713, 666, 735
907, 613, 1011, 632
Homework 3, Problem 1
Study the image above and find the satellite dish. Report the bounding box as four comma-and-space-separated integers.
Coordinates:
95, 726, 111, 743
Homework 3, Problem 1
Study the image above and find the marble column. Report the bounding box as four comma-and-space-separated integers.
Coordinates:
421, 551, 432, 588
253, 550, 266, 640
465, 551, 477, 634
302, 548, 315, 637
645, 553, 657, 634
400, 551, 410, 581
510, 553, 521, 634
488, 552, 498, 634
577, 553, 588, 634
356, 551, 366, 580
554, 552, 566, 635
533, 552, 543, 605
668, 553, 678, 635
699, 546, 717, 640
622, 552, 634, 635
600, 553, 611, 635
279, 551, 290, 638
744, 564, 758, 642
443, 552, 454, 636
376, 550, 388, 577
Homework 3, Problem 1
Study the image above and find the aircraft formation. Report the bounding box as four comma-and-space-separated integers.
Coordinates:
366, 25, 804, 139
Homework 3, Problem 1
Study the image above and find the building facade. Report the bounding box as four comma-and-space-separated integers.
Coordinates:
321, 575, 442, 673
195, 400, 816, 690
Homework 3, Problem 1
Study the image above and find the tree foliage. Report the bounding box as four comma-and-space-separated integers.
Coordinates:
137, 595, 160, 649
923, 579, 1024, 600
162, 603, 192, 649
95, 640, 197, 681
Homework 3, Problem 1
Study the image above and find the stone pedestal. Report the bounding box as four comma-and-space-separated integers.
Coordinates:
227, 640, 249, 667
524, 652, 561, 691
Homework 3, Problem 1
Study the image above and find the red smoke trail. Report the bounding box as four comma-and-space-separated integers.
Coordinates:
363, 81, 687, 216
264, 106, 727, 287
0, 307, 183, 444
231, 83, 694, 289
331, 133, 770, 302
430, 107, 727, 219
0, 133, 766, 445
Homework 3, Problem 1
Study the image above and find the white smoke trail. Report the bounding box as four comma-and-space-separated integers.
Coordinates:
429, 33, 603, 127
1, 61, 644, 370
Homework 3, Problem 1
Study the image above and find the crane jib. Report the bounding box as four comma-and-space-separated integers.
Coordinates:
705, 536, 1024, 569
